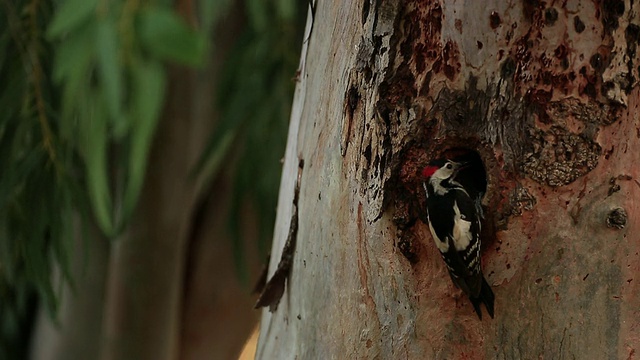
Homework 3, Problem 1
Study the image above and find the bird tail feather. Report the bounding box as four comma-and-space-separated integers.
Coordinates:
470, 276, 494, 320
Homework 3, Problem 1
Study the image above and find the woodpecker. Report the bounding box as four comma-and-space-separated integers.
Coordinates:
422, 158, 495, 319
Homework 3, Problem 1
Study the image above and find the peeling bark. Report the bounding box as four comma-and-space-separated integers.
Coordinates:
255, 160, 303, 311
257, 0, 640, 358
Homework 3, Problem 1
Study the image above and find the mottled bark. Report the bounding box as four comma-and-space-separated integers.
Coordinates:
257, 0, 640, 358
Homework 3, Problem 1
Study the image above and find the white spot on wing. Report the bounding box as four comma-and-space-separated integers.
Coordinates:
452, 201, 473, 251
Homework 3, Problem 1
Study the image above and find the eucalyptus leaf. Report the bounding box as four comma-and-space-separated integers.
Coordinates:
52, 23, 95, 83
96, 18, 127, 138
121, 59, 166, 223
83, 96, 114, 237
48, 0, 99, 38
137, 6, 206, 67
54, 24, 95, 139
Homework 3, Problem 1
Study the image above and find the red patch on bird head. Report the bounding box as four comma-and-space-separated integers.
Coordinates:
421, 165, 438, 178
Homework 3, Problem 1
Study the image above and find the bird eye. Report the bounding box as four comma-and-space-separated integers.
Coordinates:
446, 163, 452, 169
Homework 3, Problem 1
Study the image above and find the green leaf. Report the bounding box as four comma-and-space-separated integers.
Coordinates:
96, 19, 127, 138
48, 0, 99, 38
53, 24, 96, 140
121, 59, 165, 223
82, 95, 114, 237
52, 23, 95, 83
137, 6, 206, 66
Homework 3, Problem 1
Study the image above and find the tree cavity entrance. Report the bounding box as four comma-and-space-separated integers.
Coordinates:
442, 148, 487, 203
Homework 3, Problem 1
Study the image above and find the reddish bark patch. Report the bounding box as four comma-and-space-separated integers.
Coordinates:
513, 33, 534, 85
442, 41, 461, 81
379, 63, 417, 107
455, 18, 463, 33
411, 2, 443, 65
522, 0, 543, 22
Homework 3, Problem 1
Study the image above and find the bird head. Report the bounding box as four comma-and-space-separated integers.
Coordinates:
422, 159, 466, 181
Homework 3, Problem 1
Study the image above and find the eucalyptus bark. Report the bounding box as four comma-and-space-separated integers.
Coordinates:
257, 0, 640, 358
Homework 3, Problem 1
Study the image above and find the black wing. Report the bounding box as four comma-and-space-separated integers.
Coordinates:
425, 191, 456, 247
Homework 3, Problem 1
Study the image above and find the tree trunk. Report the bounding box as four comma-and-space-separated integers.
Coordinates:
29, 222, 110, 360
256, 0, 640, 358
29, 3, 259, 359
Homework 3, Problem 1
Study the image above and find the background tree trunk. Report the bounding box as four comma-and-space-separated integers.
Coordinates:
257, 0, 640, 358
29, 3, 261, 359
29, 223, 109, 360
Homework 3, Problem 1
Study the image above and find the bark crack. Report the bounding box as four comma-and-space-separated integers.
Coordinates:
254, 159, 304, 312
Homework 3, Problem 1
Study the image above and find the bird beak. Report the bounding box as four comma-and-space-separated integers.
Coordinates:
454, 161, 468, 174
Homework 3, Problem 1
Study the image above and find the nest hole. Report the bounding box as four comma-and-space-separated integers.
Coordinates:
441, 148, 488, 201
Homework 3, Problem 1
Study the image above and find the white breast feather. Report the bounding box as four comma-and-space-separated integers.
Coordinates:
452, 201, 472, 251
